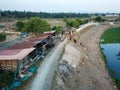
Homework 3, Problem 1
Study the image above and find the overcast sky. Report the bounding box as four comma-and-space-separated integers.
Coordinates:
0, 0, 120, 13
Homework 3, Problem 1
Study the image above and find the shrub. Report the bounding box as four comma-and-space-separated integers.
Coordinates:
0, 34, 6, 42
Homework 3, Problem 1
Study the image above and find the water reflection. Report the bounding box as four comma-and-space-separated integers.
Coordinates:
100, 44, 120, 78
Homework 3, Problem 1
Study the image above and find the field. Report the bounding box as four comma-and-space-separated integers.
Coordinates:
101, 27, 120, 44
45, 19, 66, 27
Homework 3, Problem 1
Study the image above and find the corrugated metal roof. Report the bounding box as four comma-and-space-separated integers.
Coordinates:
0, 48, 35, 60
8, 35, 49, 49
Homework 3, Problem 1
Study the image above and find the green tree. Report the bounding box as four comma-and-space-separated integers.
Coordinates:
94, 16, 103, 22
115, 17, 120, 22
64, 19, 79, 28
76, 18, 83, 25
16, 20, 24, 32
52, 26, 62, 34
22, 17, 51, 34
71, 20, 79, 28
0, 71, 14, 88
0, 33, 6, 42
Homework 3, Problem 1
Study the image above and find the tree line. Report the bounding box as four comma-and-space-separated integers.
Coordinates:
16, 17, 90, 34
0, 10, 93, 18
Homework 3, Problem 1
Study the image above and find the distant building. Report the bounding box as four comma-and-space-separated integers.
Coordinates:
105, 14, 119, 17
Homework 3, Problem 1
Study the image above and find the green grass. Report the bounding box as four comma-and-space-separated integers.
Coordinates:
100, 47, 107, 64
101, 27, 120, 44
45, 19, 66, 27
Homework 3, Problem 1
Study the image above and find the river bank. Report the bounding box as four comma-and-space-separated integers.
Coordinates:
52, 23, 118, 90
100, 27, 120, 90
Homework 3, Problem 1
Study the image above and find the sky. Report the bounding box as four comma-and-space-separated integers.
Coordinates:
0, 0, 120, 13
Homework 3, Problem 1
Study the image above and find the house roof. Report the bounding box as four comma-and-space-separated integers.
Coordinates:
0, 48, 35, 60
43, 30, 55, 35
8, 35, 49, 49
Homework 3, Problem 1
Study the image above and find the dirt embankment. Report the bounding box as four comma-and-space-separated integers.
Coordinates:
52, 24, 117, 90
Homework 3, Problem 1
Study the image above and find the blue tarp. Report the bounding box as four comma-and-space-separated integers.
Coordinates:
12, 81, 22, 87
28, 66, 37, 74
22, 76, 30, 81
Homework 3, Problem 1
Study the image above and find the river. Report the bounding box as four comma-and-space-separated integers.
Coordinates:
101, 44, 120, 78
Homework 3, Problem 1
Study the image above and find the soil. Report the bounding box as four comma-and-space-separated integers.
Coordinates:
52, 24, 119, 90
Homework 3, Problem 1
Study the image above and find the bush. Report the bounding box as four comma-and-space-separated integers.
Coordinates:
0, 71, 14, 88
0, 34, 6, 42
16, 20, 24, 32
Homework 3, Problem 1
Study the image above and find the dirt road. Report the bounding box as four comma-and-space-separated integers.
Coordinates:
62, 24, 116, 90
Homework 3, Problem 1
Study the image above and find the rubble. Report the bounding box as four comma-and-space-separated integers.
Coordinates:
56, 60, 74, 81
56, 43, 82, 82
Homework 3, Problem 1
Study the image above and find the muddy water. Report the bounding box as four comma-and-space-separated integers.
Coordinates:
101, 44, 120, 78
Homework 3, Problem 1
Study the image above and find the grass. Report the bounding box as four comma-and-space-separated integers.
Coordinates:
100, 49, 107, 64
101, 27, 120, 44
113, 78, 120, 90
45, 19, 66, 27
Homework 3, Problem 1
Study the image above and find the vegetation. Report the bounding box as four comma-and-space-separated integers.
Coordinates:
52, 26, 62, 34
64, 18, 88, 28
16, 20, 24, 32
115, 17, 120, 22
100, 48, 107, 63
101, 27, 120, 44
100, 27, 120, 90
22, 17, 51, 34
0, 10, 92, 18
94, 16, 104, 22
0, 33, 6, 42
0, 71, 14, 88
108, 68, 120, 90
0, 25, 5, 28
113, 78, 120, 90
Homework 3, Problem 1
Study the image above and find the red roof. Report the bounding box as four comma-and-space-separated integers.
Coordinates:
0, 49, 22, 55
0, 48, 35, 60
8, 35, 49, 49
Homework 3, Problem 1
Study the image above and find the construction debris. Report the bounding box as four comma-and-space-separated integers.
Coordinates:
56, 60, 74, 81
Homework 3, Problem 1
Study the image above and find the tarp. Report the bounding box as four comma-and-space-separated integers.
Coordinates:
12, 81, 22, 87
22, 76, 30, 81
28, 65, 37, 74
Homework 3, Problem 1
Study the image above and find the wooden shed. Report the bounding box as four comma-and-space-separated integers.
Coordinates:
0, 48, 35, 71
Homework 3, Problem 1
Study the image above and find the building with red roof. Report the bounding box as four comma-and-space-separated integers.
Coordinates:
0, 48, 35, 71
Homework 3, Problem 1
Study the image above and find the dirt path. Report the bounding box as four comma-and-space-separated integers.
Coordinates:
52, 24, 117, 90
71, 25, 115, 90
28, 39, 67, 90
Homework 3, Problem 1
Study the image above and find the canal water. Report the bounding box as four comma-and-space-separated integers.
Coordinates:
100, 44, 120, 78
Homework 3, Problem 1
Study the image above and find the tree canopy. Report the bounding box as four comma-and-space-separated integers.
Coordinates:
16, 20, 24, 32
22, 17, 51, 34
64, 19, 79, 28
0, 33, 6, 42
64, 19, 88, 28
94, 16, 104, 22
52, 26, 62, 34
0, 10, 92, 18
